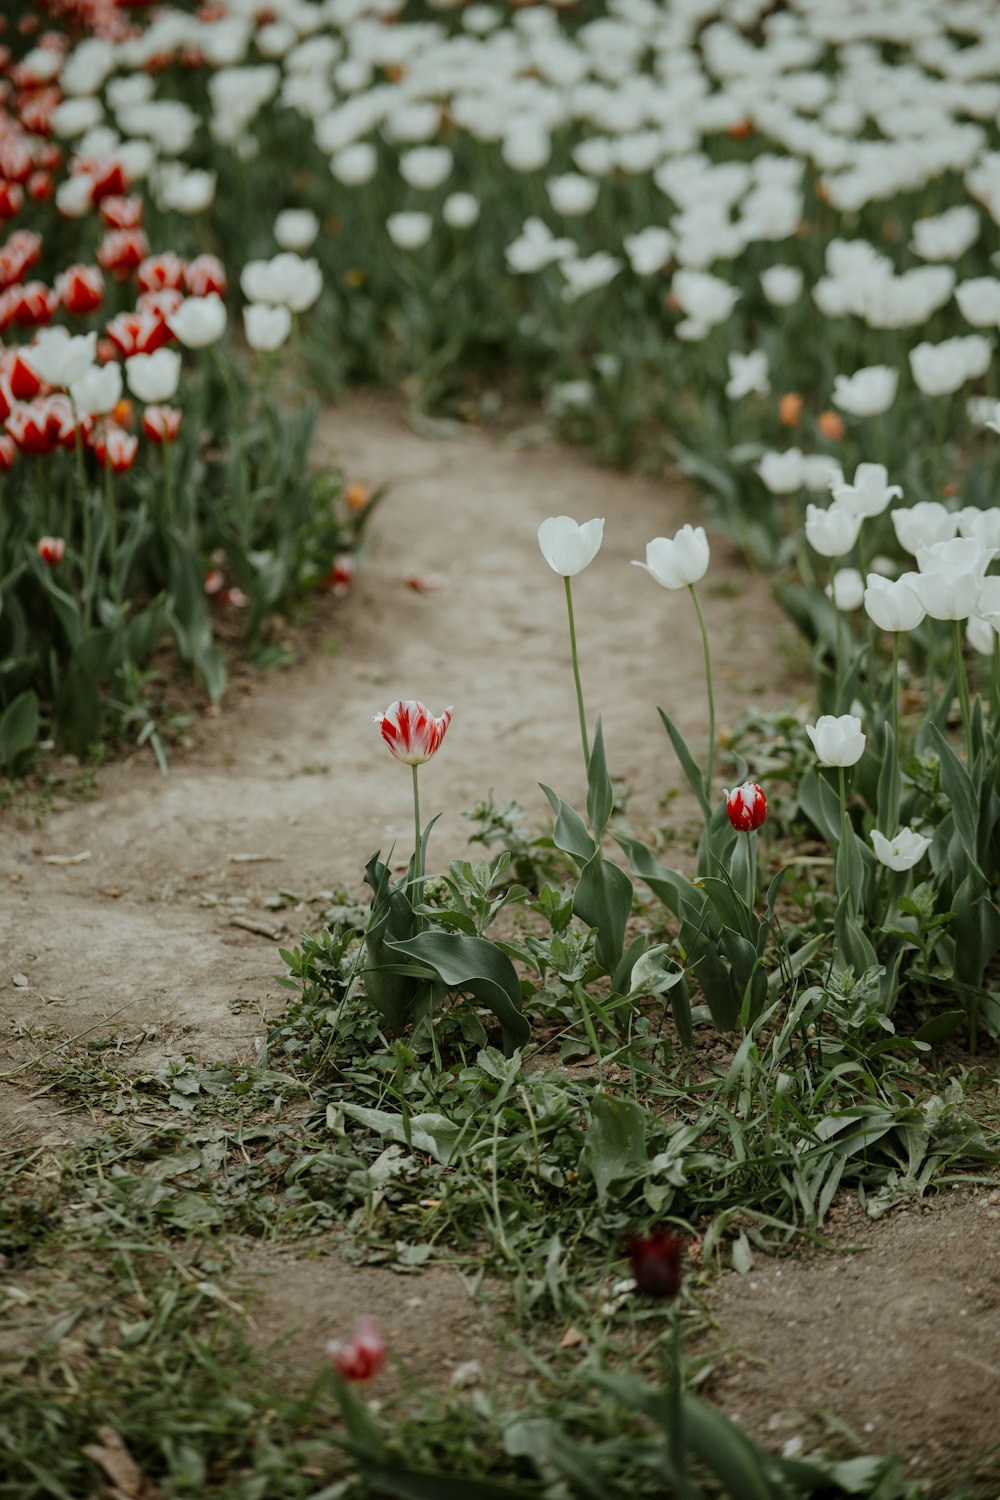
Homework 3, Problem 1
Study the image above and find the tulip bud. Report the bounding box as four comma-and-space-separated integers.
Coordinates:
537, 515, 604, 577
374, 700, 452, 765
327, 1317, 385, 1382
37, 534, 65, 565
806, 713, 866, 767
725, 781, 766, 831
627, 1230, 685, 1298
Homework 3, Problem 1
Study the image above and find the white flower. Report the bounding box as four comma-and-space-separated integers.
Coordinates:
632, 525, 710, 590
967, 614, 998, 655
955, 278, 1000, 328
274, 208, 319, 250
125, 349, 181, 404
386, 211, 433, 250
537, 515, 604, 577
806, 713, 866, 767
560, 253, 622, 302
167, 293, 227, 349
830, 463, 902, 519
805, 502, 862, 558
870, 827, 932, 871
24, 327, 96, 388
160, 169, 217, 214
909, 337, 988, 397
831, 365, 898, 416
911, 537, 992, 621
826, 567, 865, 611
243, 303, 291, 351
891, 502, 958, 555
400, 146, 453, 191
506, 218, 575, 274
443, 192, 480, 230
974, 574, 1000, 628
911, 205, 980, 262
55, 174, 94, 218
957, 507, 1000, 551
69, 360, 122, 417
671, 269, 739, 328
547, 173, 599, 217
330, 143, 377, 186
623, 227, 674, 276
758, 448, 804, 494
725, 350, 770, 400
760, 264, 803, 306
863, 574, 926, 633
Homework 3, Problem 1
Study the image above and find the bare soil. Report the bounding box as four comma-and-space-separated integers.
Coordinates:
2, 392, 998, 1485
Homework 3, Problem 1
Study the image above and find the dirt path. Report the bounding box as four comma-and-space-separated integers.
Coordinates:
1, 392, 796, 1065
2, 394, 996, 1486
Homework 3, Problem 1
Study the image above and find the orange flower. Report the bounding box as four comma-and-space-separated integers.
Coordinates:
726, 119, 753, 140
113, 398, 133, 428
779, 392, 804, 427
345, 481, 371, 511
817, 410, 845, 441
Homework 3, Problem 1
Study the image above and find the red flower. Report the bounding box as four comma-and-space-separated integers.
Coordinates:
80, 157, 129, 203
724, 782, 767, 833
0, 179, 23, 220
142, 404, 181, 444
100, 194, 143, 230
27, 169, 52, 202
374, 699, 452, 766
97, 228, 149, 281
36, 534, 65, 565
185, 254, 227, 298
0, 140, 32, 184
91, 422, 137, 472
137, 287, 183, 321
0, 433, 16, 471
57, 263, 104, 316
627, 1230, 685, 1299
5, 397, 64, 455
8, 279, 56, 326
2, 348, 44, 402
320, 554, 355, 594
105, 308, 170, 358
19, 88, 59, 136
137, 252, 186, 295
327, 1317, 385, 1383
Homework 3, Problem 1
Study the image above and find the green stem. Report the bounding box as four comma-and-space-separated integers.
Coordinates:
891, 630, 901, 759
412, 763, 422, 890
689, 582, 715, 796
162, 442, 176, 535
564, 574, 590, 773
953, 619, 974, 766
747, 828, 758, 910
837, 764, 850, 907
104, 460, 118, 588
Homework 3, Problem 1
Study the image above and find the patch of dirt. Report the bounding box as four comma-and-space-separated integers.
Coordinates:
704, 1188, 1000, 1485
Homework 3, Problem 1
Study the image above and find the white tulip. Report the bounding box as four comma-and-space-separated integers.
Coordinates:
69, 360, 122, 417
25, 328, 97, 388
831, 365, 898, 416
806, 713, 866, 767
274, 208, 320, 250
400, 146, 453, 191
443, 193, 480, 230
168, 294, 227, 349
891, 502, 958, 556
757, 448, 805, 495
870, 827, 932, 871
804, 501, 863, 558
547, 173, 599, 217
386, 211, 433, 250
760, 264, 803, 306
125, 349, 182, 403
830, 463, 902, 519
537, 515, 604, 577
826, 567, 865, 611
243, 303, 291, 351
632, 526, 710, 590
863, 574, 926, 633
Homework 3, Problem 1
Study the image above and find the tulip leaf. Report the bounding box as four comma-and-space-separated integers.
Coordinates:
57, 629, 114, 756
386, 932, 530, 1056
951, 875, 1000, 992
682, 1395, 787, 1500
165, 532, 227, 703
657, 708, 711, 820
339, 1103, 461, 1165
834, 891, 878, 975
0, 689, 38, 774
614, 832, 702, 917
929, 724, 980, 869
540, 783, 597, 865
573, 850, 632, 974
360, 1467, 537, 1500
363, 853, 437, 1034
875, 720, 900, 836
796, 768, 840, 848
581, 1093, 648, 1202
586, 716, 614, 837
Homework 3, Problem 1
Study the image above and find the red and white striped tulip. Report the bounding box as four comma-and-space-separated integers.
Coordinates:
36, 535, 65, 566
374, 699, 452, 765
327, 1317, 385, 1383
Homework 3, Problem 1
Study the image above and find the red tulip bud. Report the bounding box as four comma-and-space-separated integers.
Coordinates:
725, 781, 767, 832
627, 1230, 685, 1298
37, 535, 65, 566
327, 1317, 385, 1383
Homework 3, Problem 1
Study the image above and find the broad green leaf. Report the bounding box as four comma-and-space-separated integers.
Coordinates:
875, 720, 900, 835
363, 852, 430, 1033
573, 850, 632, 973
581, 1093, 648, 1202
363, 1468, 537, 1500
658, 707, 710, 819
387, 931, 530, 1055
339, 1103, 461, 1164
57, 629, 114, 756
0, 689, 38, 774
913, 1011, 966, 1045
586, 716, 614, 836
614, 832, 702, 917
951, 876, 1000, 991
796, 768, 840, 847
540, 783, 597, 865
929, 724, 980, 867
834, 893, 878, 974
683, 1394, 785, 1500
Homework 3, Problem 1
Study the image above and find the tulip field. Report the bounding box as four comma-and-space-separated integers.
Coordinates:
3, 0, 1000, 1494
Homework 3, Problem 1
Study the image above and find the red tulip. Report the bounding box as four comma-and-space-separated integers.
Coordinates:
82, 158, 129, 203
327, 1317, 385, 1383
0, 433, 16, 471
374, 699, 452, 765
97, 228, 149, 281
185, 253, 227, 298
137, 287, 183, 321
91, 422, 137, 472
0, 229, 43, 287
106, 308, 171, 358
725, 781, 767, 832
57, 263, 104, 316
27, 169, 52, 202
36, 534, 65, 566
0, 139, 32, 184
9, 280, 56, 326
6, 397, 66, 455
0, 180, 24, 219
2, 348, 45, 401
137, 252, 186, 294
100, 194, 143, 229
142, 404, 181, 444
627, 1230, 685, 1298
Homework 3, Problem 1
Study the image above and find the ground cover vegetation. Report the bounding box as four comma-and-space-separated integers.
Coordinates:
2, 0, 1000, 1493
